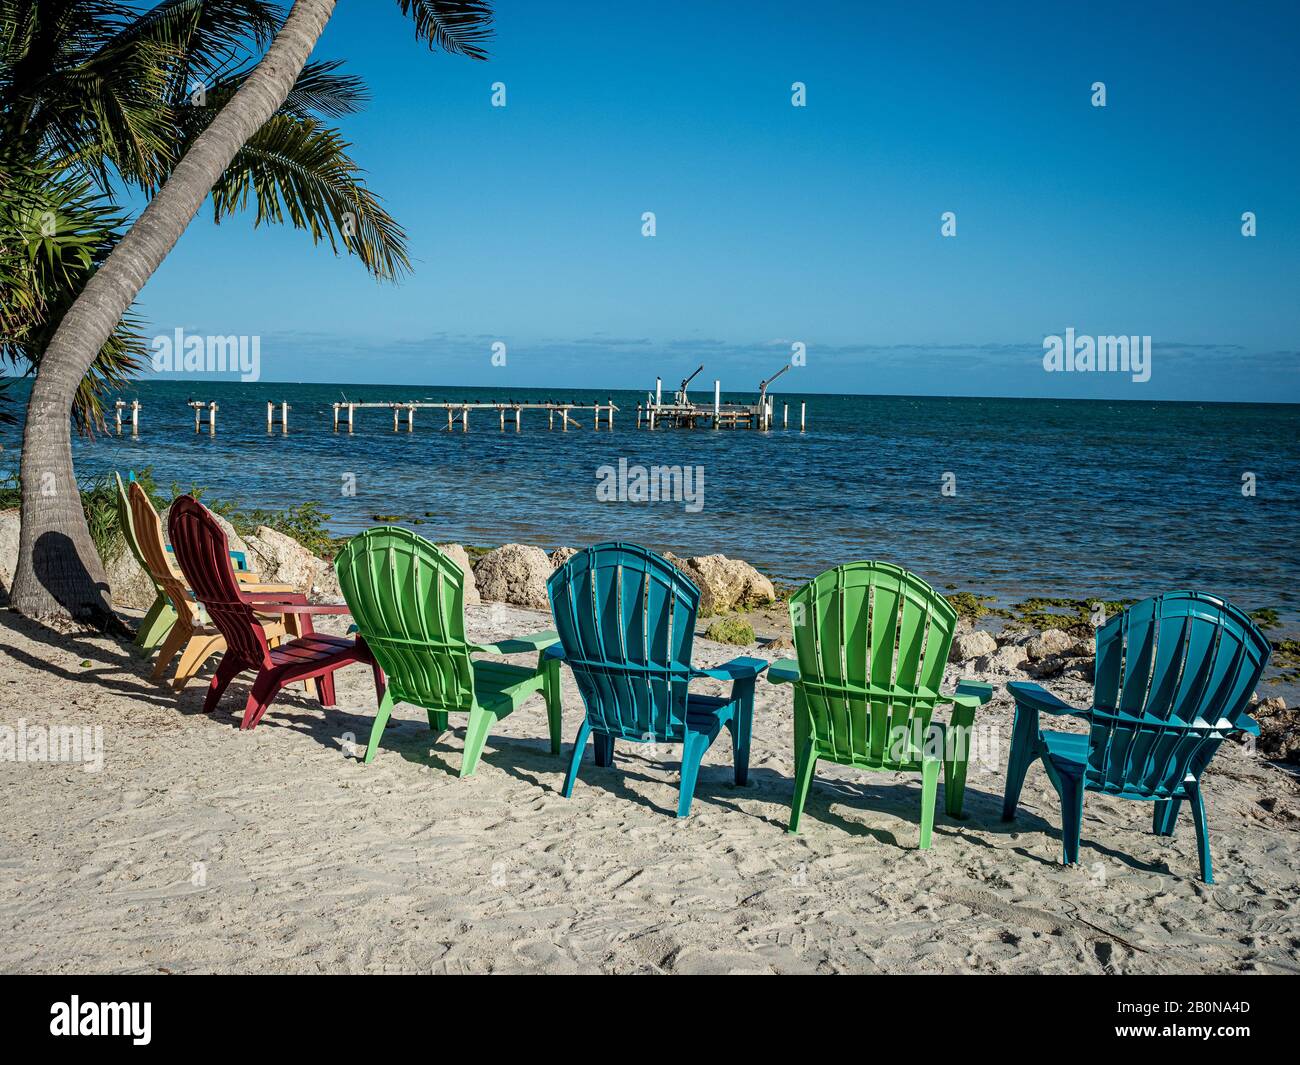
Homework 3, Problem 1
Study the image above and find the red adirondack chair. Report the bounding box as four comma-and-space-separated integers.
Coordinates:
167, 495, 383, 730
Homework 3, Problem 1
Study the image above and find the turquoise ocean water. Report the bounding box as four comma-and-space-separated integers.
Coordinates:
3, 380, 1298, 623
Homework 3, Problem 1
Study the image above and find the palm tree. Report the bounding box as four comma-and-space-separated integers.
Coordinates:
1, 0, 418, 428
5, 0, 493, 622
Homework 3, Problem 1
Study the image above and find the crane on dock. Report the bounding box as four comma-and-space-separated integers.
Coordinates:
673, 364, 705, 407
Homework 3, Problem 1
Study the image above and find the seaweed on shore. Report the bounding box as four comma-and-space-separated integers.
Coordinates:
945, 592, 1008, 622
1250, 607, 1281, 631
1269, 639, 1300, 685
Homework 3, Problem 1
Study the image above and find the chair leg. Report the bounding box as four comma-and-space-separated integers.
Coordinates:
427, 708, 449, 734
541, 657, 562, 755
151, 625, 189, 681
593, 732, 614, 767
562, 719, 592, 798
1187, 780, 1213, 884
203, 656, 244, 714
316, 668, 337, 708
727, 681, 755, 786
919, 756, 942, 849
1153, 797, 1182, 836
241, 672, 283, 731
788, 700, 818, 833
171, 634, 224, 691
1001, 704, 1041, 821
460, 703, 497, 778
1057, 770, 1086, 866
365, 689, 395, 764
677, 732, 712, 818
943, 724, 972, 819
135, 596, 176, 650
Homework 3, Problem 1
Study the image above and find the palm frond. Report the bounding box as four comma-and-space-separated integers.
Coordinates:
396, 0, 493, 60
0, 156, 145, 433
210, 113, 410, 280
278, 58, 368, 120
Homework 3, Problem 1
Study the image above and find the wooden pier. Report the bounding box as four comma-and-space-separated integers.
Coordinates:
168, 365, 805, 439
330, 400, 619, 433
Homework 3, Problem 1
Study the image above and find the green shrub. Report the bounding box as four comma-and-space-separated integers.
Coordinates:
703, 616, 755, 645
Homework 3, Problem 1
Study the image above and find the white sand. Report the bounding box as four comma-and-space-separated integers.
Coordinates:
1, 605, 1297, 974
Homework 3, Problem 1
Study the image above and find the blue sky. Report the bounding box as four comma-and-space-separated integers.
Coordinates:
130, 0, 1299, 400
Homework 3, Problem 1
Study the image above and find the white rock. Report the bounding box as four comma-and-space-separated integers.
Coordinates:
244, 525, 338, 600
473, 543, 551, 609
670, 553, 776, 615
1026, 628, 1074, 661
950, 629, 997, 663
101, 539, 157, 611
549, 546, 577, 569
975, 644, 1030, 676
437, 543, 480, 605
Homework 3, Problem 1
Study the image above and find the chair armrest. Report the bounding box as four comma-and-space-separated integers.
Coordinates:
236, 582, 296, 594
543, 643, 566, 662
954, 679, 995, 705
253, 602, 352, 615
766, 658, 800, 684
1006, 681, 1086, 717
693, 656, 769, 681
240, 590, 308, 605
471, 629, 560, 655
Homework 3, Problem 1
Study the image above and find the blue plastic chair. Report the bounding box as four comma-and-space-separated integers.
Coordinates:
1002, 591, 1270, 882
546, 543, 768, 817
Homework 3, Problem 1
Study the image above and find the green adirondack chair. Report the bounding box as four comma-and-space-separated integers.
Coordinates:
769, 561, 993, 846
334, 527, 563, 776
114, 472, 176, 650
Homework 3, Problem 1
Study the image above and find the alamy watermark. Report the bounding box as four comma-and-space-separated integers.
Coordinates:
1, 719, 103, 772
151, 327, 261, 382
596, 458, 704, 513
1042, 327, 1150, 383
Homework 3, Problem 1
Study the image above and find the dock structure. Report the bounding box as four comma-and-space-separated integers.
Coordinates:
330, 399, 619, 433
636, 363, 804, 431
188, 400, 218, 434
114, 399, 141, 436
267, 401, 290, 433
160, 370, 803, 438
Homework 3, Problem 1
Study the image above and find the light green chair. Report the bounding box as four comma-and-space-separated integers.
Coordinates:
114, 472, 176, 650
769, 561, 993, 846
335, 526, 562, 776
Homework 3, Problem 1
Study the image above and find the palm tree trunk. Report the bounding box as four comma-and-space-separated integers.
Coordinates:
10, 0, 337, 623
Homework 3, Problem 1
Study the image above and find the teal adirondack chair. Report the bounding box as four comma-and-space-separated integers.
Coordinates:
768, 561, 994, 846
546, 542, 767, 818
1002, 591, 1269, 882
334, 527, 563, 776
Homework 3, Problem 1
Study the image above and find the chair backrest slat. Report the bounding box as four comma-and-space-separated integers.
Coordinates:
335, 528, 475, 711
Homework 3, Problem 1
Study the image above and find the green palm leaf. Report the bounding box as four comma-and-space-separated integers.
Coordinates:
211, 112, 410, 280
397, 0, 494, 60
